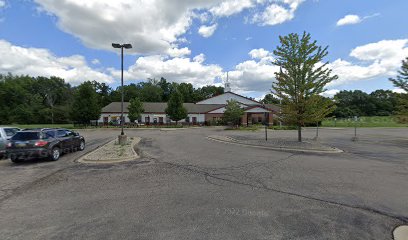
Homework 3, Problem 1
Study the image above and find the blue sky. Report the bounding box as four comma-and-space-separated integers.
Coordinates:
0, 0, 407, 99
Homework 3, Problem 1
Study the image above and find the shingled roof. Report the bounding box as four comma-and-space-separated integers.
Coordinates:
101, 102, 225, 114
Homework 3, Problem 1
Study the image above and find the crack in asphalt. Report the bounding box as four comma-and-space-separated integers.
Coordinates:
140, 149, 408, 224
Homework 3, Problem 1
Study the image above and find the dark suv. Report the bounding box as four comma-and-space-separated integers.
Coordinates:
6, 128, 85, 163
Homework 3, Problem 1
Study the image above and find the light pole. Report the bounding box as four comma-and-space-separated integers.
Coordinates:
262, 105, 268, 141
112, 43, 132, 144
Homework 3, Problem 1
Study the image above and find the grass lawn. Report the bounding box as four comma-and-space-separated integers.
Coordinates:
322, 116, 408, 128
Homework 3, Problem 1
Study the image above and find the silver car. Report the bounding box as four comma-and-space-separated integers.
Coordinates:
0, 127, 20, 158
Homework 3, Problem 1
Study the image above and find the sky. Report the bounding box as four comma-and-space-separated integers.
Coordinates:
0, 0, 407, 99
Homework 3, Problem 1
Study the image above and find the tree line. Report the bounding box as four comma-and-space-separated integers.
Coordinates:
0, 74, 223, 124
261, 89, 404, 118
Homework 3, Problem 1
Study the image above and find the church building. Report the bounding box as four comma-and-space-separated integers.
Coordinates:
98, 83, 279, 126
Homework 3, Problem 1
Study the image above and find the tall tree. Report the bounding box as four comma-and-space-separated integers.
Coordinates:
272, 32, 338, 142
139, 79, 163, 102
128, 97, 144, 123
178, 83, 195, 102
71, 81, 101, 124
223, 100, 244, 126
194, 85, 224, 102
389, 57, 408, 121
157, 77, 172, 101
34, 76, 71, 124
92, 81, 113, 107
261, 94, 280, 104
165, 89, 187, 125
389, 57, 408, 92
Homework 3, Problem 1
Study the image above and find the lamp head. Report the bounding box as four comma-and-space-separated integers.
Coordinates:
123, 44, 133, 49
112, 43, 121, 48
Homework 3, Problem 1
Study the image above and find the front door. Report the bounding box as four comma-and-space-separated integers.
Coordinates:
57, 130, 73, 151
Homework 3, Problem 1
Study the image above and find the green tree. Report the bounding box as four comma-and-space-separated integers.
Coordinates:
71, 81, 101, 124
389, 57, 408, 122
261, 94, 280, 104
157, 77, 172, 101
34, 76, 71, 124
333, 90, 375, 117
0, 74, 44, 124
92, 81, 113, 107
165, 89, 187, 125
194, 85, 224, 102
128, 97, 144, 123
178, 83, 195, 102
389, 57, 408, 92
369, 90, 398, 116
223, 100, 244, 126
272, 32, 338, 142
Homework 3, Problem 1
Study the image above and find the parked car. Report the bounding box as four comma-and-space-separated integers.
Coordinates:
6, 128, 85, 163
0, 127, 21, 159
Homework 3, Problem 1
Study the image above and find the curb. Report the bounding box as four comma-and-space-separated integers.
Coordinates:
77, 137, 141, 164
206, 136, 343, 154
393, 225, 408, 240
74, 127, 202, 132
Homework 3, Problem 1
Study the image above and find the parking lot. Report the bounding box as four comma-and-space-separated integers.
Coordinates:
0, 127, 407, 239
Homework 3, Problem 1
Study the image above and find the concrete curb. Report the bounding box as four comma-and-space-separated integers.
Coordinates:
394, 225, 408, 240
77, 137, 141, 164
207, 136, 343, 154
74, 127, 202, 132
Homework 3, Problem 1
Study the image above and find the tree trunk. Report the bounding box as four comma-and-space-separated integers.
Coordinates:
297, 124, 302, 142
51, 106, 54, 125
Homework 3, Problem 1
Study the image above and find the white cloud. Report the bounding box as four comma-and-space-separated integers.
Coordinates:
0, 0, 5, 8
198, 24, 218, 38
91, 59, 100, 65
328, 39, 408, 87
34, 0, 224, 54
249, 48, 270, 59
33, 0, 305, 54
0, 40, 113, 84
167, 47, 191, 57
392, 88, 406, 94
251, 0, 304, 26
336, 13, 380, 27
210, 0, 253, 17
336, 14, 361, 26
225, 49, 279, 92
321, 89, 340, 98
110, 55, 223, 87
193, 53, 206, 63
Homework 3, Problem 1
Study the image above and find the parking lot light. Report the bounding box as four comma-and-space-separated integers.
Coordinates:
112, 43, 132, 145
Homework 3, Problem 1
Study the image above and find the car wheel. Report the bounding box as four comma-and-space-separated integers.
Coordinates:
49, 147, 61, 161
10, 155, 23, 163
79, 140, 85, 151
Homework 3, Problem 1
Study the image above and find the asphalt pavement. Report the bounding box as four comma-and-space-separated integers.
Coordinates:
0, 127, 407, 239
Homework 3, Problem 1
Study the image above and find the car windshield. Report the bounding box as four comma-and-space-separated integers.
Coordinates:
11, 132, 40, 141
4, 128, 19, 137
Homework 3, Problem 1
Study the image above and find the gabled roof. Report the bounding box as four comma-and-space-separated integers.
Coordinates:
101, 102, 224, 114
195, 91, 261, 105
263, 104, 280, 113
